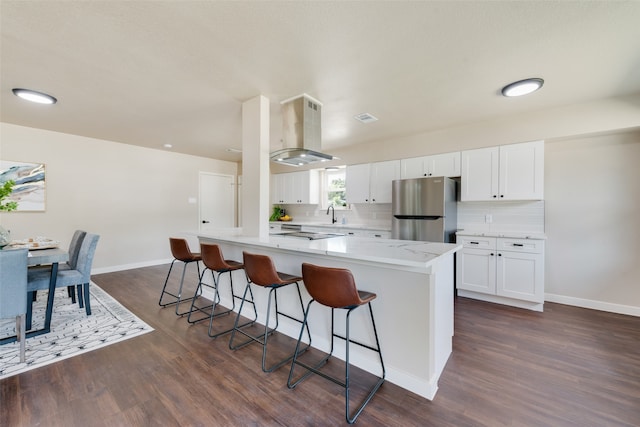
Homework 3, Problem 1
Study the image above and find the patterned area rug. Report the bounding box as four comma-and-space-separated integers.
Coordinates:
0, 282, 153, 379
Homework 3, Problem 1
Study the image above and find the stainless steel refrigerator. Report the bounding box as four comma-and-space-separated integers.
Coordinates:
391, 176, 457, 242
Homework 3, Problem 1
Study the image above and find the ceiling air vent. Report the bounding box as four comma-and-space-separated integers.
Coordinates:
354, 113, 378, 123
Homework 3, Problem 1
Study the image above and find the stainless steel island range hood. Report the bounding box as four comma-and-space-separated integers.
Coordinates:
270, 94, 334, 167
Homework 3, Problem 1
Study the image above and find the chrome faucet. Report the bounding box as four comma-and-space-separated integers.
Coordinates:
327, 204, 337, 224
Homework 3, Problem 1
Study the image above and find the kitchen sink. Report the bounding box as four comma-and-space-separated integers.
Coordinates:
272, 231, 345, 240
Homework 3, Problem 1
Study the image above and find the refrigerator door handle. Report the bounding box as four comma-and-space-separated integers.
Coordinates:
393, 215, 442, 220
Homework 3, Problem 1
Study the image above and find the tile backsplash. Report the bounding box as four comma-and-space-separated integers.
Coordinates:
456, 201, 545, 234
274, 203, 393, 229
277, 200, 545, 234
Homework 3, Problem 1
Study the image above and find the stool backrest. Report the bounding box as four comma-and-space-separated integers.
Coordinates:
201, 243, 233, 271
169, 238, 194, 261
302, 263, 362, 309
243, 251, 281, 286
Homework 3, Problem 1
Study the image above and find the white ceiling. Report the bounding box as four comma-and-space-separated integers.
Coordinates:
2, 1, 640, 162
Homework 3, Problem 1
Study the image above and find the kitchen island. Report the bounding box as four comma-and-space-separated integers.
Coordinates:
194, 229, 461, 400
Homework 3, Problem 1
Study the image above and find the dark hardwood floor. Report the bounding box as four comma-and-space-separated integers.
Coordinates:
2, 264, 639, 426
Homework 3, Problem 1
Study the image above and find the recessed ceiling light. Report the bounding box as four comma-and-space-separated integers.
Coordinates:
354, 113, 378, 123
226, 148, 242, 153
163, 144, 173, 148
12, 88, 57, 104
501, 78, 544, 97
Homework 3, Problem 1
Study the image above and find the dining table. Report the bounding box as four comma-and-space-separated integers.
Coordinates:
0, 247, 69, 344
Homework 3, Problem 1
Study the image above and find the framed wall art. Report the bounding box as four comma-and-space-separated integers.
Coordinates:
0, 160, 46, 211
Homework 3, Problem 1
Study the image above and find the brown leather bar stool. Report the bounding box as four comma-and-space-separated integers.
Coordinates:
158, 238, 202, 316
187, 243, 257, 338
288, 263, 386, 424
228, 251, 311, 373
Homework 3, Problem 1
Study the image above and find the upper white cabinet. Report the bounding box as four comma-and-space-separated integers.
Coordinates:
401, 152, 461, 179
271, 170, 319, 204
346, 160, 400, 204
461, 140, 544, 201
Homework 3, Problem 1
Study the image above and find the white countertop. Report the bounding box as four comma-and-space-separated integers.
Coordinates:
456, 230, 546, 240
196, 228, 461, 270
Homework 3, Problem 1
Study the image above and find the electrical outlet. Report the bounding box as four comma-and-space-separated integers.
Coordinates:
485, 214, 493, 223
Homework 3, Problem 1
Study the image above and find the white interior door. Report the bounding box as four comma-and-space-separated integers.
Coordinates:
199, 172, 235, 231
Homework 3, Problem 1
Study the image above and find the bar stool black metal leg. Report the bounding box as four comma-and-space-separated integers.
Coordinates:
187, 267, 222, 324
159, 259, 201, 316
288, 303, 385, 424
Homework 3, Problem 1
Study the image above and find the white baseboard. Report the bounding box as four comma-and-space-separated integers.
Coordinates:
545, 293, 640, 317
92, 258, 172, 275
457, 290, 544, 312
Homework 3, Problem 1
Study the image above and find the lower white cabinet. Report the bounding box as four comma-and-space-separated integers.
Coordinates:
456, 234, 545, 311
343, 229, 391, 238
302, 225, 391, 239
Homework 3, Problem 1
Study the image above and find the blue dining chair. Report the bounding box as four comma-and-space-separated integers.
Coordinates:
26, 233, 100, 327
31, 230, 87, 303
0, 248, 29, 362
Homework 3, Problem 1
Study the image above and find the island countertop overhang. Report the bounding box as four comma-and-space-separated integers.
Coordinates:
193, 229, 461, 271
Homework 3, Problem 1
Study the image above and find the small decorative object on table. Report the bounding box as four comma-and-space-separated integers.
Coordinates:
6, 237, 61, 250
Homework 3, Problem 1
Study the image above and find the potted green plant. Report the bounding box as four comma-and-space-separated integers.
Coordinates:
0, 180, 18, 247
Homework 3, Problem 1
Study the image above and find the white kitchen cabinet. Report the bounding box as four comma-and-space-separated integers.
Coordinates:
456, 236, 497, 295
346, 160, 400, 204
401, 152, 461, 179
461, 140, 544, 201
456, 234, 545, 311
271, 170, 319, 204
342, 229, 391, 238
271, 173, 286, 204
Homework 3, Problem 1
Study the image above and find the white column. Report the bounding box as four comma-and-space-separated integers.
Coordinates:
241, 95, 270, 239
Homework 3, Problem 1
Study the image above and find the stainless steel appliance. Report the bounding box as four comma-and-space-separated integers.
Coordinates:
392, 176, 457, 242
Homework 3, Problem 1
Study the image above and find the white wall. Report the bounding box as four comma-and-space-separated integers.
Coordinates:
544, 131, 640, 313
0, 123, 238, 272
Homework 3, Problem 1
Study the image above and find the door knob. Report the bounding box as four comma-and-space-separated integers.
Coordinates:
202, 220, 210, 224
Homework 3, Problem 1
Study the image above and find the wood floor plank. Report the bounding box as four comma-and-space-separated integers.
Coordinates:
1, 264, 639, 426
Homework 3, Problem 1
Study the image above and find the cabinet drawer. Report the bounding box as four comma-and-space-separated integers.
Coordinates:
497, 238, 543, 254
457, 235, 496, 250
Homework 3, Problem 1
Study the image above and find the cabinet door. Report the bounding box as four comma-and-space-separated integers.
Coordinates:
496, 250, 543, 302
499, 140, 544, 200
281, 172, 297, 204
428, 152, 461, 177
456, 248, 496, 294
346, 163, 371, 203
370, 160, 400, 203
290, 170, 319, 204
289, 171, 305, 203
461, 147, 499, 201
400, 157, 426, 179
271, 173, 286, 204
